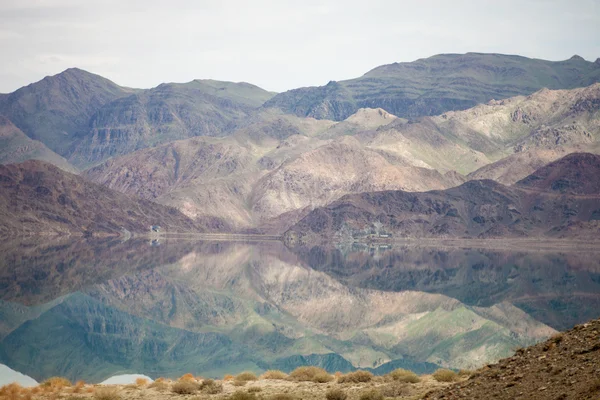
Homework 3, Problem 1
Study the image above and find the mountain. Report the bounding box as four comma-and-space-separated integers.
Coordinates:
361, 82, 600, 174
0, 68, 133, 156
284, 153, 600, 245
68, 80, 276, 168
0, 160, 205, 238
265, 53, 600, 121
0, 116, 77, 173
85, 108, 459, 232
515, 152, 600, 195
0, 69, 275, 169
424, 318, 600, 400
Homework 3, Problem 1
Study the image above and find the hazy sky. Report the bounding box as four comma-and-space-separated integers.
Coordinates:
1, 0, 599, 93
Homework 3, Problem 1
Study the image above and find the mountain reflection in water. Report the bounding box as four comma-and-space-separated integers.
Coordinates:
0, 238, 599, 383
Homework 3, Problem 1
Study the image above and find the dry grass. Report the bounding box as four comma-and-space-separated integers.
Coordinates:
0, 383, 32, 400
379, 381, 409, 397
171, 380, 199, 394
148, 381, 169, 392
325, 388, 348, 400
325, 389, 348, 400
229, 391, 257, 400
41, 377, 72, 390
199, 379, 223, 394
269, 394, 298, 400
288, 366, 333, 383
338, 370, 373, 383
235, 372, 258, 382
358, 389, 383, 400
93, 387, 120, 400
179, 373, 196, 382
432, 369, 459, 382
135, 378, 149, 386
385, 368, 421, 383
261, 370, 288, 380
70, 381, 86, 394
458, 369, 473, 377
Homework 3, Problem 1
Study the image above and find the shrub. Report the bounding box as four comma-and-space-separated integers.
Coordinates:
458, 369, 473, 377
235, 372, 258, 382
179, 373, 196, 382
229, 391, 257, 400
261, 370, 288, 380
338, 370, 373, 383
313, 372, 334, 383
41, 377, 72, 389
359, 389, 384, 400
432, 369, 459, 382
224, 374, 235, 381
71, 381, 86, 393
325, 388, 348, 400
289, 366, 331, 382
200, 379, 223, 394
94, 388, 121, 400
148, 381, 169, 391
386, 368, 420, 383
171, 380, 199, 394
247, 387, 262, 393
135, 378, 148, 386
232, 380, 247, 387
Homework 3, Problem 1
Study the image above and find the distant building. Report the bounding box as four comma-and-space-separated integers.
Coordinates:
150, 225, 161, 233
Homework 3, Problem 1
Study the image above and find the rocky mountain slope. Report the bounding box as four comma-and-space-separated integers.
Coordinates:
85, 108, 459, 231
424, 318, 600, 400
0, 117, 77, 173
68, 80, 275, 168
284, 153, 600, 245
0, 68, 134, 156
265, 53, 600, 121
84, 82, 600, 233
0, 69, 275, 169
0, 160, 204, 237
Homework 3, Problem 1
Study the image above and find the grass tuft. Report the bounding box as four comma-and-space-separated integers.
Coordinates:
325, 388, 348, 400
432, 369, 459, 382
358, 389, 384, 400
228, 391, 257, 400
261, 370, 288, 380
235, 372, 258, 382
385, 368, 421, 383
93, 387, 120, 400
338, 370, 373, 383
289, 366, 332, 383
171, 380, 199, 394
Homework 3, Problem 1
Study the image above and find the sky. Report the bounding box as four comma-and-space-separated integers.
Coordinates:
0, 0, 599, 93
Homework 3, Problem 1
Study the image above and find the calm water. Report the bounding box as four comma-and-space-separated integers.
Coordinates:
1, 238, 599, 383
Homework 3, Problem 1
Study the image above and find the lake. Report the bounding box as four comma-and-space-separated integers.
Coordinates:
1, 237, 599, 383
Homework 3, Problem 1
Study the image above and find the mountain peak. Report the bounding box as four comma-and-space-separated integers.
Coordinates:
568, 54, 585, 61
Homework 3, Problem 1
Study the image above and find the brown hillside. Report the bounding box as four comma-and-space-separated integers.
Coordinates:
424, 318, 600, 400
0, 160, 206, 238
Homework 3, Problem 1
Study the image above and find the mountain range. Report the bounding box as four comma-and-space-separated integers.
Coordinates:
0, 53, 600, 237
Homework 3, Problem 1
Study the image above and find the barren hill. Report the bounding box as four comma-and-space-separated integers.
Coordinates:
284, 153, 600, 245
0, 160, 204, 238
424, 318, 600, 400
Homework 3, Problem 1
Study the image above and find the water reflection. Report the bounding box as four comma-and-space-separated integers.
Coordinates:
0, 239, 598, 383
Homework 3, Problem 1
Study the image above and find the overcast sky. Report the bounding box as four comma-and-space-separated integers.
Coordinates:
1, 0, 599, 93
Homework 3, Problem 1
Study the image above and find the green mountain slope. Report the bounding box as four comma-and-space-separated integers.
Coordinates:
265, 53, 600, 121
